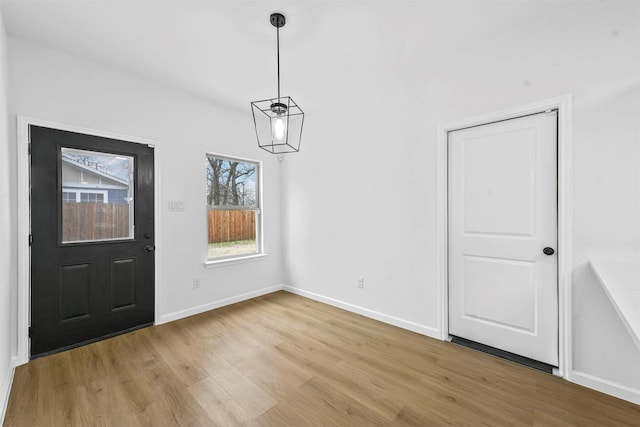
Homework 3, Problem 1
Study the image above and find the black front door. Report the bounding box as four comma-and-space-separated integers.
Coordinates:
30, 125, 155, 358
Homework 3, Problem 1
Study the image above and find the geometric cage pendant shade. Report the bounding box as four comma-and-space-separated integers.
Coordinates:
251, 96, 304, 154
251, 12, 304, 154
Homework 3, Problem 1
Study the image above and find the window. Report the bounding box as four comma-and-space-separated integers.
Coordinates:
60, 147, 134, 243
79, 192, 105, 203
206, 154, 261, 260
61, 190, 108, 203
62, 191, 75, 203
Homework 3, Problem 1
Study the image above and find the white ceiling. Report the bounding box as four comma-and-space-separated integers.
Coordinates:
0, 0, 552, 112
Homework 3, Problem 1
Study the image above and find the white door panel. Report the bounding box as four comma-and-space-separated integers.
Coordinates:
462, 127, 537, 237
462, 255, 536, 333
448, 112, 558, 366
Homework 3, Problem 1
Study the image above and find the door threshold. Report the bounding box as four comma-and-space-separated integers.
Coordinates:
30, 322, 153, 360
450, 335, 554, 374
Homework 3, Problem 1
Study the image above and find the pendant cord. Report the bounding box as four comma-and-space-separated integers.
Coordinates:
276, 25, 281, 102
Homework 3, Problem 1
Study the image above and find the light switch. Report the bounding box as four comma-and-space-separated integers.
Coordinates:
168, 201, 185, 212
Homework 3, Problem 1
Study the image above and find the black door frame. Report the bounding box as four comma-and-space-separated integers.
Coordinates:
16, 117, 159, 365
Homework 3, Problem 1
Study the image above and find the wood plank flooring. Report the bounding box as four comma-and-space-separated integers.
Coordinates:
4, 291, 640, 426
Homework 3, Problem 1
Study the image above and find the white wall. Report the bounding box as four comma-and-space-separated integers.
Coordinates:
282, 1, 639, 400
4, 0, 639, 405
8, 37, 284, 329
0, 6, 15, 423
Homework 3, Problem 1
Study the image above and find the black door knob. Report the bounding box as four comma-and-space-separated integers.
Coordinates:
144, 245, 155, 253
543, 247, 555, 256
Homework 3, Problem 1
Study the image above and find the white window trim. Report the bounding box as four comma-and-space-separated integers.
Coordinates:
204, 253, 268, 268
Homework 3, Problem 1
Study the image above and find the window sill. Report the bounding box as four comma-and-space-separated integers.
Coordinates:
203, 253, 268, 269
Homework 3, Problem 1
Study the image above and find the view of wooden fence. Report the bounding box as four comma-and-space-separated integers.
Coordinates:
62, 202, 130, 241
62, 204, 253, 244
208, 210, 255, 243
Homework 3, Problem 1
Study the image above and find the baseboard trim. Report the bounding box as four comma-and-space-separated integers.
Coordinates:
158, 284, 284, 324
282, 285, 440, 340
159, 284, 440, 340
1, 358, 16, 426
571, 370, 640, 405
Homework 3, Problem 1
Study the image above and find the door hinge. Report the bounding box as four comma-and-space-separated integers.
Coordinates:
28, 142, 31, 155
28, 234, 33, 246
28, 327, 32, 338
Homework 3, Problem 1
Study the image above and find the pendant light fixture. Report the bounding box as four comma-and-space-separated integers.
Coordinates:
251, 13, 304, 154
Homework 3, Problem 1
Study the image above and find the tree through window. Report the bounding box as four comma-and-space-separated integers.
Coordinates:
206, 154, 261, 260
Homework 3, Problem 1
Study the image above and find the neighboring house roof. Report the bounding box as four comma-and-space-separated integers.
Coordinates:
61, 154, 129, 186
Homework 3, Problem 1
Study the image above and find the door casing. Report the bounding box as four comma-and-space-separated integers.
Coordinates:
16, 116, 161, 366
436, 95, 573, 379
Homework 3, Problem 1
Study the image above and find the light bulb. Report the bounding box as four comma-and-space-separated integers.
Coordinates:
273, 116, 287, 141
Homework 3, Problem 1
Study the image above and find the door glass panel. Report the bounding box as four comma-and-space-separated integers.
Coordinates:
61, 147, 134, 243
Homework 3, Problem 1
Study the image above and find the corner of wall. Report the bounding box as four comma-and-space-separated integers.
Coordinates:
0, 5, 16, 425
0, 362, 15, 425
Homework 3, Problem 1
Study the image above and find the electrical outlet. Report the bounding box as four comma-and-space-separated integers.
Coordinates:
193, 279, 200, 289
357, 277, 365, 288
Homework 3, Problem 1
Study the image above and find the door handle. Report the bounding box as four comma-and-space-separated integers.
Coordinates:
543, 247, 555, 256
144, 245, 155, 253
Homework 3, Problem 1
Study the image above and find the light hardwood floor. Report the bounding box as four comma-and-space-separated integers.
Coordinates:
4, 291, 640, 426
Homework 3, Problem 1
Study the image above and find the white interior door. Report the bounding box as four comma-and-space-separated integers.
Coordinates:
448, 111, 558, 366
